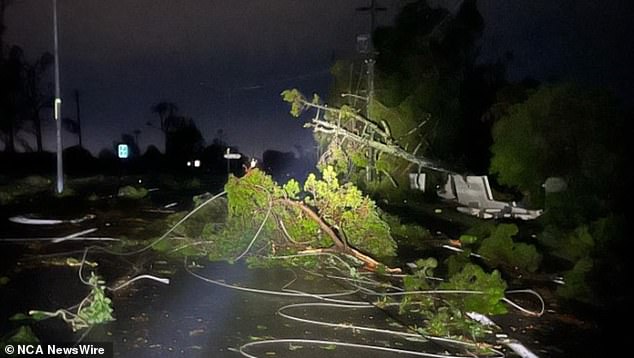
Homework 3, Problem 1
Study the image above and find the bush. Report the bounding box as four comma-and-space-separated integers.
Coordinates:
477, 224, 542, 273
117, 185, 148, 199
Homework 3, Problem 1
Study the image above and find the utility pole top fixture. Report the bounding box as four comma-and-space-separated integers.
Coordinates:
356, 0, 387, 54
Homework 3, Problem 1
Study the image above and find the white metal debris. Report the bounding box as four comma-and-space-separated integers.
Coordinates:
8, 213, 96, 225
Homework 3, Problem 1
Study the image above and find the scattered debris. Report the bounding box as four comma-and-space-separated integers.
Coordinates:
8, 213, 96, 225
501, 339, 539, 358
188, 329, 205, 337
438, 175, 542, 220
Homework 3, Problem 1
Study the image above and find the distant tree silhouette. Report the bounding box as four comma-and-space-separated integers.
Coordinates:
457, 60, 509, 172
24, 52, 53, 152
1, 44, 52, 152
1, 1, 53, 152
72, 90, 83, 149
62, 116, 80, 136
164, 115, 204, 165
262, 149, 298, 181
202, 130, 228, 173
150, 101, 178, 151
213, 128, 226, 146
98, 148, 115, 160
97, 148, 117, 174
142, 144, 163, 171
143, 144, 161, 157
63, 145, 95, 175
0, 0, 14, 58
0, 45, 23, 152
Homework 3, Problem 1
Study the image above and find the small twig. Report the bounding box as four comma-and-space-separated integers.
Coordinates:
234, 198, 273, 261
52, 228, 99, 243
107, 274, 170, 291
1, 236, 119, 243
276, 215, 311, 245
78, 248, 91, 285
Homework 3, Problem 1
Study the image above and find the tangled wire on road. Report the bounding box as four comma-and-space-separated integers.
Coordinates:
184, 253, 544, 358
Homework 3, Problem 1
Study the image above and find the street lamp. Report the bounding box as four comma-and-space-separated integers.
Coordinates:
53, 0, 64, 193
223, 148, 241, 177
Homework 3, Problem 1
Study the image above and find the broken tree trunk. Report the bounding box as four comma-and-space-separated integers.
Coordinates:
276, 198, 401, 273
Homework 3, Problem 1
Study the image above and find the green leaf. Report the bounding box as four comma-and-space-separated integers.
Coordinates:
2, 326, 39, 344
557, 257, 594, 302
9, 313, 30, 321
477, 224, 541, 273
281, 89, 305, 117
320, 344, 337, 351
28, 311, 50, 321
459, 234, 478, 245
282, 179, 300, 199
440, 264, 508, 315
117, 185, 148, 199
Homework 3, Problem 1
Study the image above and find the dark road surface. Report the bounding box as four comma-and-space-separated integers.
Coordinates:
0, 178, 604, 357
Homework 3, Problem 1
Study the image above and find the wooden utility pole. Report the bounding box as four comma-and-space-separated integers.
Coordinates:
75, 90, 82, 149
356, 0, 386, 181
356, 0, 386, 109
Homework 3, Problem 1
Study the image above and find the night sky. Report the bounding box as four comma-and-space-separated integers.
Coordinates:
4, 0, 633, 157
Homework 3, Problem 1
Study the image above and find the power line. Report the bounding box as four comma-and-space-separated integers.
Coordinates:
199, 68, 331, 93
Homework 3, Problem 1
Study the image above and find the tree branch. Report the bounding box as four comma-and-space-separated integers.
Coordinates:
275, 198, 345, 250
287, 92, 449, 173
308, 119, 448, 172
275, 198, 401, 273
298, 99, 390, 140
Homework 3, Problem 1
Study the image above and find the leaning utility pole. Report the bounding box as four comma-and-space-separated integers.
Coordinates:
53, 0, 64, 193
356, 0, 386, 181
75, 90, 82, 149
356, 0, 386, 115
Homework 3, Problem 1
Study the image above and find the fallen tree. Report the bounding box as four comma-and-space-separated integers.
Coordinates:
147, 163, 545, 348
156, 166, 401, 272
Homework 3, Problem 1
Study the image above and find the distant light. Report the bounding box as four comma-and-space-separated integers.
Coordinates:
117, 144, 129, 159
194, 160, 201, 168
186, 161, 192, 167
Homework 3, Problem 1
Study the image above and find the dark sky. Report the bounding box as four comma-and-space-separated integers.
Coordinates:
476, 0, 633, 93
4, 0, 633, 156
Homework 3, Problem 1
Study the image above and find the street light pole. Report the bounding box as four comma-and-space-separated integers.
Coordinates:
53, 0, 64, 193
224, 148, 241, 179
